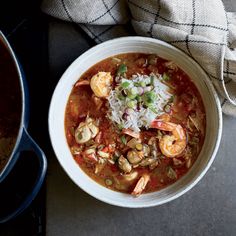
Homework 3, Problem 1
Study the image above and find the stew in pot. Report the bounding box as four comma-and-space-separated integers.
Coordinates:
0, 40, 21, 172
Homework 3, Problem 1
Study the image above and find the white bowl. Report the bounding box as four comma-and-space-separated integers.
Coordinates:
48, 36, 222, 208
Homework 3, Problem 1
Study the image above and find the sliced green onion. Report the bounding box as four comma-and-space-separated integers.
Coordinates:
117, 64, 127, 76
150, 75, 155, 85
149, 106, 158, 114
143, 91, 156, 104
127, 93, 137, 99
134, 81, 146, 87
105, 179, 113, 186
162, 72, 171, 81
169, 95, 174, 103
130, 87, 138, 95
136, 95, 142, 102
118, 124, 124, 130
140, 81, 146, 87
146, 91, 156, 98
121, 135, 127, 145
127, 100, 137, 108
77, 132, 82, 140
121, 81, 130, 88
164, 104, 172, 113
167, 166, 177, 179
118, 94, 125, 100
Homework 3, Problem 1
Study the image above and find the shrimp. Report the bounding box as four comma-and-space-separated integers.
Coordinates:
122, 128, 140, 139
75, 80, 90, 87
131, 174, 150, 196
156, 113, 171, 122
150, 120, 187, 158
90, 72, 113, 97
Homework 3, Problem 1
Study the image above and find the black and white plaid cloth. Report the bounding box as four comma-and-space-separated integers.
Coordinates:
41, 0, 236, 116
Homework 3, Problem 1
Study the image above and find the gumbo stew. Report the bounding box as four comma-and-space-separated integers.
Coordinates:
65, 53, 205, 196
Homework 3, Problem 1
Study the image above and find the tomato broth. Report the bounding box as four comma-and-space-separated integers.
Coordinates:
65, 53, 205, 196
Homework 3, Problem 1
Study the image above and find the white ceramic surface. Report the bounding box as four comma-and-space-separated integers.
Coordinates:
48, 36, 222, 208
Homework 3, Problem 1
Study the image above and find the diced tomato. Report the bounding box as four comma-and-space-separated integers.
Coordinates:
110, 164, 119, 172
74, 155, 84, 165
101, 147, 109, 153
108, 144, 115, 153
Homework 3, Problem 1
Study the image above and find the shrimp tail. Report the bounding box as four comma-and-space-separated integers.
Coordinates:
131, 174, 150, 196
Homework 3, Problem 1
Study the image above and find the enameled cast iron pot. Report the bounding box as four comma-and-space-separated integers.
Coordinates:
0, 31, 47, 223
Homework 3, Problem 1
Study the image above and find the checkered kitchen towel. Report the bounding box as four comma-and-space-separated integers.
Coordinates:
41, 0, 236, 116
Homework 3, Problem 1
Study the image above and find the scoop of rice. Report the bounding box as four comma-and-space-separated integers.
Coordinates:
107, 73, 172, 132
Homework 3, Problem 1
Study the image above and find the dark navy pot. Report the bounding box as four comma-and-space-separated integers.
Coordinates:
0, 31, 47, 223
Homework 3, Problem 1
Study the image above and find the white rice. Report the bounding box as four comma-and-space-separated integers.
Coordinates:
107, 73, 172, 132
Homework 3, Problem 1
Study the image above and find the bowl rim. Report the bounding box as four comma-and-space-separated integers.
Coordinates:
48, 36, 222, 208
